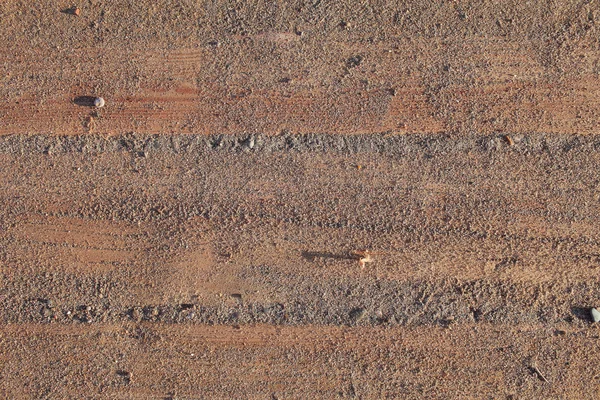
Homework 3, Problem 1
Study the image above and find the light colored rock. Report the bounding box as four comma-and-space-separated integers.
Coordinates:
591, 308, 600, 322
94, 97, 105, 107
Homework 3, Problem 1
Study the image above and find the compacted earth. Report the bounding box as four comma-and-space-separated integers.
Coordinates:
3, 1, 600, 399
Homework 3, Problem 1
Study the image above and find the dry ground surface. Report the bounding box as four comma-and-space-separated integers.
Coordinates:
3, 1, 600, 399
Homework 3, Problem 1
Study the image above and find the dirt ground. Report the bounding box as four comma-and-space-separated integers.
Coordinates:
3, 1, 600, 399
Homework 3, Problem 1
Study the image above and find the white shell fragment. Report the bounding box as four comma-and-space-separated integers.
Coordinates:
94, 97, 105, 108
592, 308, 600, 322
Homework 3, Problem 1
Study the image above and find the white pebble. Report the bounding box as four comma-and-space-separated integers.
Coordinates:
592, 308, 600, 322
94, 97, 105, 107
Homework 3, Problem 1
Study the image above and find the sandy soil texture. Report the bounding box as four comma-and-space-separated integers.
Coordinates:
3, 1, 600, 399
2, 0, 600, 136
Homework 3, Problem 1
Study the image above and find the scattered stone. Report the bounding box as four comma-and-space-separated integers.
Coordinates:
84, 115, 94, 131
63, 6, 80, 16
116, 370, 132, 384
441, 316, 455, 328
349, 307, 366, 322
94, 97, 105, 108
130, 307, 142, 322
591, 307, 600, 322
346, 55, 363, 69
511, 134, 524, 144
240, 136, 255, 151
231, 293, 243, 302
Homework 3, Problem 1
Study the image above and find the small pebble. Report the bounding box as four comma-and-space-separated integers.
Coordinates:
94, 97, 105, 108
591, 308, 600, 322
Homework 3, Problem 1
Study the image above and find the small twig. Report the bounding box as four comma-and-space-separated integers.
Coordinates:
531, 364, 549, 383
350, 250, 374, 269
